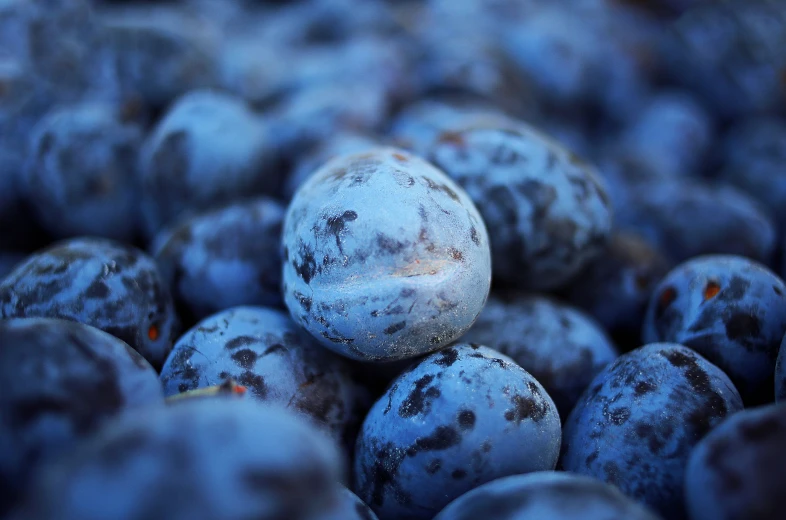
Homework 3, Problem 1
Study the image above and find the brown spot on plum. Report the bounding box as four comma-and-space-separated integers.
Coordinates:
656, 286, 677, 319
703, 281, 721, 301
438, 131, 466, 147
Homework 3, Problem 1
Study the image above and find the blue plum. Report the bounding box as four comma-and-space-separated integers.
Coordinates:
412, 18, 534, 117
561, 343, 743, 519
433, 471, 662, 520
353, 344, 561, 520
685, 403, 786, 520
716, 117, 786, 232
159, 306, 370, 450
24, 102, 143, 241
0, 55, 48, 151
282, 147, 491, 362
777, 335, 786, 402
426, 119, 612, 290
0, 318, 163, 516
0, 0, 99, 99
662, 1, 786, 119
94, 3, 218, 108
501, 3, 655, 121
501, 5, 598, 110
0, 238, 178, 368
217, 35, 294, 106
561, 232, 673, 344
613, 178, 776, 265
610, 90, 713, 178
152, 197, 286, 322
460, 294, 618, 419
138, 89, 279, 237
643, 255, 786, 404
17, 399, 342, 520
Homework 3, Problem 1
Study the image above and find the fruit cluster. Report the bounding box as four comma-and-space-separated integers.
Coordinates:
2, 1, 786, 519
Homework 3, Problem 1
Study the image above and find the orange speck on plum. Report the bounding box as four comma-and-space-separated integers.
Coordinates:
703, 281, 721, 301
147, 325, 160, 341
658, 287, 677, 309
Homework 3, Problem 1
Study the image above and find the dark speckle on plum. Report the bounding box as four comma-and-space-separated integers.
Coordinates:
504, 394, 547, 423
85, 279, 110, 299
724, 313, 761, 341
377, 233, 407, 255
262, 344, 286, 356
237, 371, 268, 399
225, 336, 260, 350
586, 451, 599, 466
635, 381, 656, 396
661, 350, 730, 435
634, 423, 666, 454
231, 349, 258, 370
293, 292, 312, 312
457, 410, 476, 430
470, 227, 480, 246
608, 407, 631, 426
424, 178, 461, 202
425, 459, 442, 474
410, 426, 461, 453
384, 321, 407, 335
449, 248, 464, 262
293, 245, 317, 285
451, 469, 467, 480
604, 461, 622, 486
399, 374, 441, 418
718, 276, 751, 302
326, 210, 358, 251
434, 348, 459, 367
